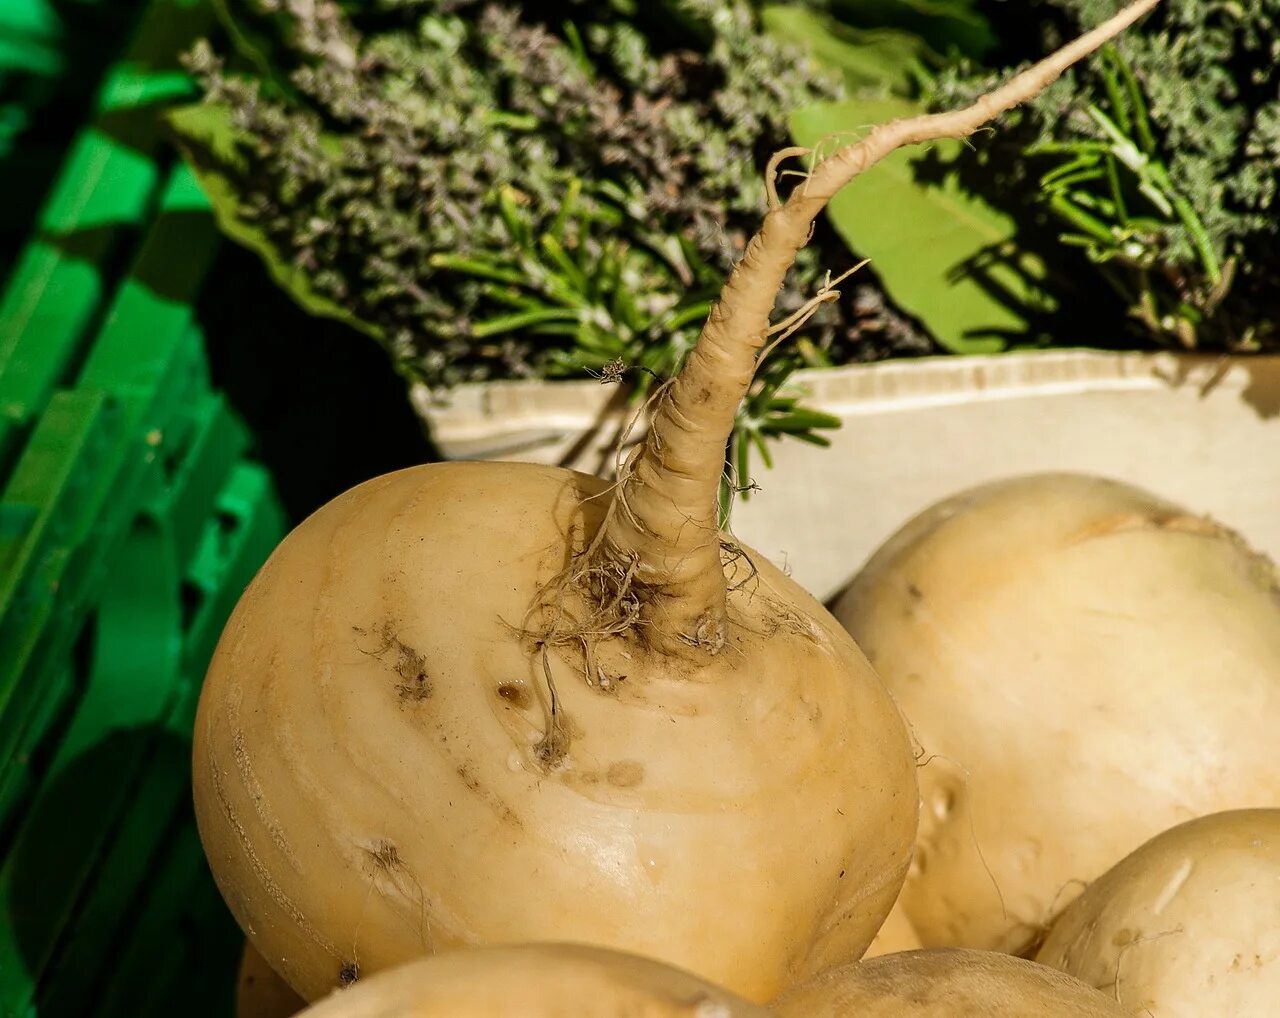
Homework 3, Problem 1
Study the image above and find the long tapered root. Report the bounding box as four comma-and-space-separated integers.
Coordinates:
578, 0, 1163, 661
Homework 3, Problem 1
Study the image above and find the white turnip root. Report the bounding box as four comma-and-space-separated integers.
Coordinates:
192, 3, 1158, 1003
1036, 809, 1280, 1016
833, 473, 1280, 954
293, 943, 769, 1017
772, 948, 1132, 1017
238, 942, 304, 1018
196, 459, 915, 1003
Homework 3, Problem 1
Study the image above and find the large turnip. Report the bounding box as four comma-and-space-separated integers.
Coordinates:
293, 943, 768, 1017
773, 948, 1132, 1017
1037, 809, 1280, 1016
193, 2, 1158, 1001
834, 473, 1280, 954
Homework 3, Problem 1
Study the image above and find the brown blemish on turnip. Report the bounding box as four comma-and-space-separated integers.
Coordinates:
397, 673, 431, 703
338, 961, 359, 986
1068, 511, 1280, 598
353, 623, 432, 703
457, 763, 523, 828
606, 761, 645, 788
1068, 510, 1223, 545
456, 763, 482, 795
497, 682, 531, 708
368, 839, 403, 871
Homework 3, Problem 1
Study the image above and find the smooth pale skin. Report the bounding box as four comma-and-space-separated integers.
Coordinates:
864, 899, 923, 959
772, 948, 1131, 1016
1037, 809, 1280, 1016
194, 461, 917, 1003
833, 473, 1280, 953
238, 941, 305, 1018
295, 943, 769, 1017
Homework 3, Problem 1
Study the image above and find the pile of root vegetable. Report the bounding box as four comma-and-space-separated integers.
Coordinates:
193, 2, 1280, 1015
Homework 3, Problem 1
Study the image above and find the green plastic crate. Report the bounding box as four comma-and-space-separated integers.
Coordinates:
0, 1, 289, 1014
0, 0, 145, 279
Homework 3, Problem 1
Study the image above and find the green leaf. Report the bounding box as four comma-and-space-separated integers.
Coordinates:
761, 6, 929, 92
471, 307, 579, 338
430, 253, 528, 287
824, 0, 995, 61
166, 101, 383, 342
789, 95, 1054, 353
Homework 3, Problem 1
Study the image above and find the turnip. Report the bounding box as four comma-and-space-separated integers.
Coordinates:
772, 948, 1132, 1016
192, 3, 1158, 1002
291, 943, 768, 1017
1036, 809, 1280, 1016
238, 942, 304, 1018
833, 473, 1280, 954
864, 899, 922, 959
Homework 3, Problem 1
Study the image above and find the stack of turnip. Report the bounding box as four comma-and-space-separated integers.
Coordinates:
832, 472, 1280, 1014
184, 0, 1280, 1014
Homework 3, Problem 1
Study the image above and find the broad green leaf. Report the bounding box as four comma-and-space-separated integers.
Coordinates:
761, 6, 928, 92
826, 0, 996, 60
166, 101, 383, 342
791, 96, 1053, 352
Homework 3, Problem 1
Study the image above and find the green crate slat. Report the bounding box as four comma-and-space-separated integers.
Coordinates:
0, 506, 183, 1013
0, 4, 296, 1012
0, 391, 121, 560
78, 168, 220, 407
0, 396, 235, 829
0, 389, 244, 824
0, 457, 284, 1009
31, 681, 197, 1018
0, 391, 123, 742
0, 144, 149, 454
157, 391, 248, 569
0, 0, 62, 46
0, 0, 215, 472
0, 0, 139, 62
0, 0, 63, 79
0, 454, 166, 827
0, 656, 74, 833
101, 465, 286, 1018
0, 423, 225, 825
0, 389, 167, 817
0, 164, 236, 808
181, 462, 285, 672
0, 0, 145, 249
90, 824, 240, 1018
2, 459, 284, 1016
0, 392, 120, 594
43, 461, 283, 1017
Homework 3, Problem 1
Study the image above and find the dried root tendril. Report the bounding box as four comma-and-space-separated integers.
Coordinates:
765, 146, 813, 209
755, 259, 870, 373
532, 644, 570, 767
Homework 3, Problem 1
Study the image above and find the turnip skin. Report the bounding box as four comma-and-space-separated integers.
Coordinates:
1036, 809, 1280, 1017
772, 948, 1132, 1016
195, 461, 916, 1003
238, 941, 304, 1018
833, 473, 1280, 954
293, 943, 770, 1017
864, 899, 922, 959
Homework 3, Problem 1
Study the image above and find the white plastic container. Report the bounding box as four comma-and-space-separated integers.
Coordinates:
414, 350, 1280, 603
